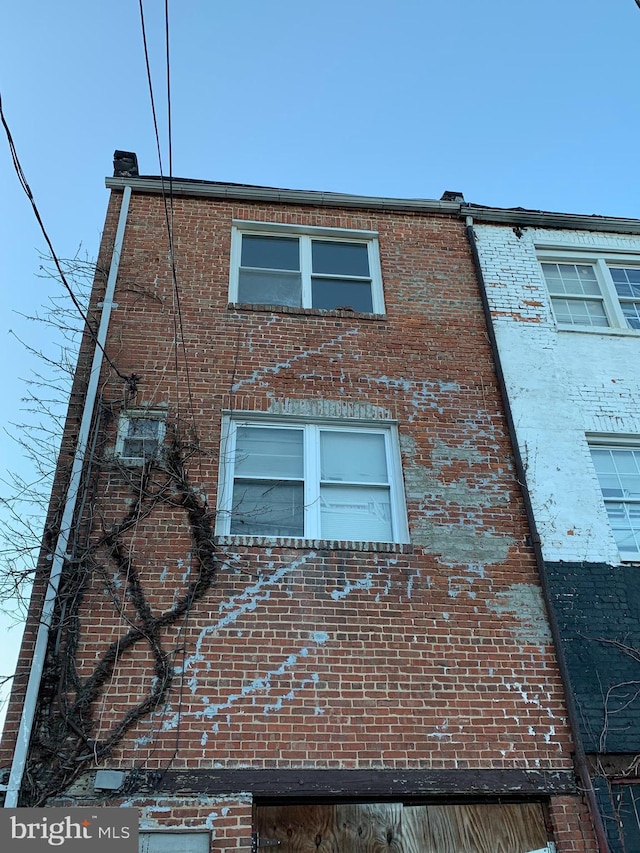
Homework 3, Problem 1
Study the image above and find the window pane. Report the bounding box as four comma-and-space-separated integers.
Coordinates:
122, 418, 161, 458
610, 267, 640, 298
598, 474, 626, 498
540, 263, 561, 282
123, 438, 158, 458
592, 448, 640, 498
621, 301, 640, 330
591, 448, 617, 473
311, 278, 373, 312
606, 502, 640, 555
320, 484, 392, 541
611, 449, 640, 474
235, 427, 303, 478
551, 297, 609, 327
591, 447, 640, 555
241, 235, 299, 270
238, 269, 302, 306
127, 418, 160, 439
312, 241, 370, 277
231, 480, 304, 536
542, 263, 600, 296
320, 431, 388, 483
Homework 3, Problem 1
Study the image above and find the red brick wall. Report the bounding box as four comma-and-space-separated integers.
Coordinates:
1, 190, 596, 850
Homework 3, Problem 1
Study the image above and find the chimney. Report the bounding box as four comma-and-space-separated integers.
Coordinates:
113, 150, 139, 177
440, 190, 465, 202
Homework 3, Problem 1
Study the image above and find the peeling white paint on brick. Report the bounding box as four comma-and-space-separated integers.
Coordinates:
119, 794, 252, 829
186, 552, 317, 692
475, 223, 640, 564
330, 572, 375, 600
231, 328, 360, 391
486, 584, 552, 645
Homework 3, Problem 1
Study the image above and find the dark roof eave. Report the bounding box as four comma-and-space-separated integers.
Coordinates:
462, 203, 640, 236
105, 176, 640, 235
104, 175, 460, 214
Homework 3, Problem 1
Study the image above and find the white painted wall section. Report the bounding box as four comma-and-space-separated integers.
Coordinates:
474, 224, 640, 565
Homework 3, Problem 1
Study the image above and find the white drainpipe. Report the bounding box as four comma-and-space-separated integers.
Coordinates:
4, 185, 132, 807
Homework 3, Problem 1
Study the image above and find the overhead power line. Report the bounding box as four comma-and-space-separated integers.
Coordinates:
0, 91, 130, 384
137, 0, 199, 443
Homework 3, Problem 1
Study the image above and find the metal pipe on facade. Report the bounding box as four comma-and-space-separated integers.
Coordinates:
4, 186, 132, 807
464, 215, 612, 853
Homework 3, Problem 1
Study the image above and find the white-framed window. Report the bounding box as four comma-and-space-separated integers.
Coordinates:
589, 442, 640, 560
216, 416, 408, 543
539, 251, 640, 330
229, 221, 385, 313
115, 411, 166, 463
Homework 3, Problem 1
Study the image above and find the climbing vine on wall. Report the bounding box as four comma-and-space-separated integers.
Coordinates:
23, 431, 220, 806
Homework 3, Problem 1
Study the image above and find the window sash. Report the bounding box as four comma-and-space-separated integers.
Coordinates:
549, 296, 609, 327
539, 255, 640, 331
231, 224, 383, 313
116, 414, 165, 460
218, 419, 405, 543
590, 445, 640, 559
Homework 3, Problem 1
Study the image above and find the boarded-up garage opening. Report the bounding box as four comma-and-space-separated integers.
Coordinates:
255, 802, 551, 852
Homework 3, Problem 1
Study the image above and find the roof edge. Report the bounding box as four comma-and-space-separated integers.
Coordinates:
105, 176, 461, 214
104, 176, 640, 235
463, 203, 640, 235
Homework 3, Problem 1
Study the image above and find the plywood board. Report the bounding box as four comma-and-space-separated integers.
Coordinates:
403, 803, 548, 853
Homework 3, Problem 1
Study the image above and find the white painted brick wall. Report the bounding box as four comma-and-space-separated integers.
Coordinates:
474, 224, 640, 564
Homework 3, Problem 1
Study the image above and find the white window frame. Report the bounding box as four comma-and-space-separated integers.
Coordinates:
538, 249, 640, 332
229, 220, 385, 314
115, 410, 166, 464
588, 437, 640, 562
215, 414, 408, 544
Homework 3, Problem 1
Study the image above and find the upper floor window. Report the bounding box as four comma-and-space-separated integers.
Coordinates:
230, 222, 384, 313
116, 411, 166, 463
216, 417, 408, 543
590, 443, 640, 560
540, 254, 640, 330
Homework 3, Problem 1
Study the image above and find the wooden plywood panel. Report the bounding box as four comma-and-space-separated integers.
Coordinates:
335, 803, 403, 853
256, 805, 335, 853
256, 803, 402, 853
258, 801, 549, 853
403, 803, 548, 853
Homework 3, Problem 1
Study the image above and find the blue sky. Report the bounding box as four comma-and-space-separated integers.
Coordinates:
0, 0, 639, 722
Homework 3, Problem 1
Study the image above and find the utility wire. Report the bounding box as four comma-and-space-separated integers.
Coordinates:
135, 0, 204, 768
0, 91, 130, 383
138, 0, 199, 445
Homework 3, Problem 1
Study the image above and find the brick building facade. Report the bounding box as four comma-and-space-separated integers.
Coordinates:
0, 161, 597, 851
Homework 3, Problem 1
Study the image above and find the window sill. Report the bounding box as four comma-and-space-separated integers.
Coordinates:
104, 451, 167, 469
228, 302, 387, 321
214, 535, 412, 554
556, 325, 640, 337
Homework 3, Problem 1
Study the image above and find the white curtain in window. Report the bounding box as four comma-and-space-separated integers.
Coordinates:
320, 431, 387, 483
320, 485, 392, 541
235, 427, 303, 477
